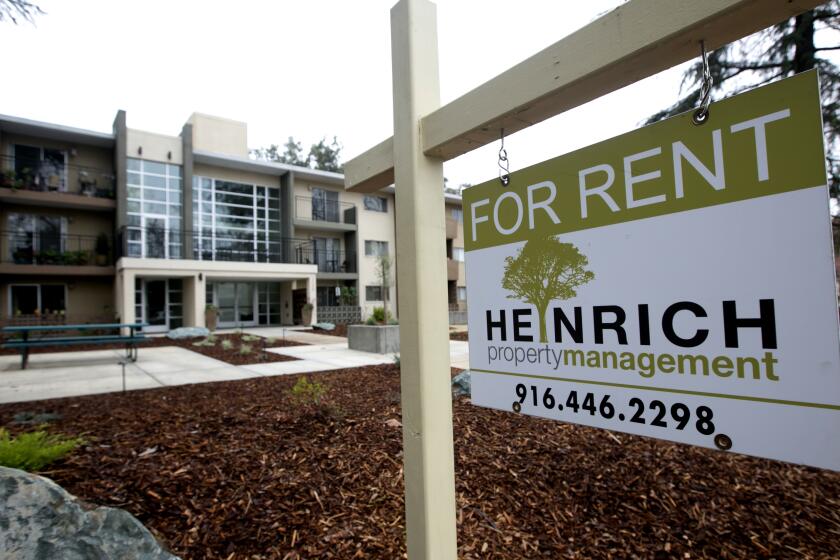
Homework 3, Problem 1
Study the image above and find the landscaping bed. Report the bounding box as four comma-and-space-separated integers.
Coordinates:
0, 333, 305, 366
312, 323, 351, 338
1, 364, 839, 559
450, 329, 468, 341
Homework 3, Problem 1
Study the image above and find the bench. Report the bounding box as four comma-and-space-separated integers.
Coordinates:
1, 323, 148, 370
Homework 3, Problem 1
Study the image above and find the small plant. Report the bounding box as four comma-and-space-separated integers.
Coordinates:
289, 376, 327, 407
221, 339, 233, 350
242, 334, 260, 342
239, 344, 253, 355
365, 316, 376, 325
393, 354, 400, 368
0, 428, 83, 472
371, 306, 393, 324
193, 335, 217, 347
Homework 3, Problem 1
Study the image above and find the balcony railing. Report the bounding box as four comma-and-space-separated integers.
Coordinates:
118, 227, 357, 272
0, 154, 115, 199
1, 231, 113, 267
295, 196, 357, 225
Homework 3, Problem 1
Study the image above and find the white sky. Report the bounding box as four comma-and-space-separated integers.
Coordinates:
0, 0, 833, 189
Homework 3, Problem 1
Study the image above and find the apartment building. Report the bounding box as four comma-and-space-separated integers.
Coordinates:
0, 111, 403, 331
444, 197, 466, 312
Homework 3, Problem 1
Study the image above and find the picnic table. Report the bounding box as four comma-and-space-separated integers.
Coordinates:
1, 323, 148, 370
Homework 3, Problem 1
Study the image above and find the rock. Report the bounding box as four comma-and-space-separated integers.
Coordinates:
385, 418, 402, 428
166, 327, 210, 340
0, 466, 180, 560
312, 322, 336, 331
452, 370, 471, 397
12, 411, 62, 425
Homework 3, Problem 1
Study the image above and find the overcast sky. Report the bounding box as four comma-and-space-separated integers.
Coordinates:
0, 0, 833, 190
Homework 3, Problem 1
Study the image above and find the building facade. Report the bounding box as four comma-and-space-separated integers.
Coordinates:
0, 111, 410, 331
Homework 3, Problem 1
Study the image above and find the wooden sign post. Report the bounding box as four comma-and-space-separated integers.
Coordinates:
346, 1, 825, 557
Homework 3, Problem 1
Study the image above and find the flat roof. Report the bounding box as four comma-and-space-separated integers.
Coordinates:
0, 113, 114, 148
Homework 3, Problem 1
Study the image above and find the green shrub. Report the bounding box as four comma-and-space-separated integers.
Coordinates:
372, 306, 387, 323
242, 334, 260, 342
0, 428, 83, 472
221, 339, 233, 350
289, 376, 327, 407
239, 344, 253, 355
365, 317, 376, 325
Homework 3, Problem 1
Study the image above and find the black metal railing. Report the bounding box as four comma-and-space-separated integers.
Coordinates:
1, 231, 113, 266
295, 196, 357, 225
0, 154, 115, 199
118, 226, 357, 272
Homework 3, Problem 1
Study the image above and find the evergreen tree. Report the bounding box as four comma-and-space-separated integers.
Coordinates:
646, 3, 840, 194
308, 136, 343, 173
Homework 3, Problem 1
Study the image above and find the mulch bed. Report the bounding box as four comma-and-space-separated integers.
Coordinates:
0, 333, 305, 366
312, 323, 350, 338
1, 365, 839, 559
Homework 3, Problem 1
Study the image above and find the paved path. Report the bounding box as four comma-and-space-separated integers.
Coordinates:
0, 335, 470, 404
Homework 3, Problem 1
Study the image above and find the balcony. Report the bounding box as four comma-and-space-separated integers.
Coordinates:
0, 231, 114, 275
294, 196, 357, 231
0, 155, 116, 211
118, 227, 358, 276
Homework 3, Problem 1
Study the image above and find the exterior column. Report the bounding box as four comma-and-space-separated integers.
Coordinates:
181, 123, 194, 259
307, 274, 317, 324
118, 269, 135, 335
183, 274, 205, 328
390, 1, 457, 559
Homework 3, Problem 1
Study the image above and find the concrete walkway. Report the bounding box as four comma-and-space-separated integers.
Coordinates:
0, 332, 470, 404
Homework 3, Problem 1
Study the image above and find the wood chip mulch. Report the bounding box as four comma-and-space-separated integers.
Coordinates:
450, 330, 469, 341
2, 365, 839, 559
0, 333, 305, 366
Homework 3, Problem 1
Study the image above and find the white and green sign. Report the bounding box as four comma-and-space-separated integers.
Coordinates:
463, 71, 840, 470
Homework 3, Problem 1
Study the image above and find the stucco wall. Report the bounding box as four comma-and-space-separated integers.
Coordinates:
126, 129, 183, 165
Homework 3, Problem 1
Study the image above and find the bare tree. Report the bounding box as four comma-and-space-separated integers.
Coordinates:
0, 0, 43, 24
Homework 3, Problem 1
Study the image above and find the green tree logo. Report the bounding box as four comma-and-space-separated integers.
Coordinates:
502, 236, 595, 343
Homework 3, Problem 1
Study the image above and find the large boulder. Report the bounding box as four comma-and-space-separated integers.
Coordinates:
452, 370, 471, 397
166, 327, 210, 340
0, 466, 179, 560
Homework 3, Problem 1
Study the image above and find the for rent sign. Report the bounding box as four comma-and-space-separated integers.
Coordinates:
463, 71, 840, 470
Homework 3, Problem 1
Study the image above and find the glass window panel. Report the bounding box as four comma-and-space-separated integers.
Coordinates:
168, 178, 182, 191
200, 177, 212, 188
215, 204, 254, 217
143, 161, 167, 175
143, 188, 167, 202
142, 174, 166, 188
127, 172, 142, 185
167, 164, 182, 177
11, 285, 38, 315
127, 158, 141, 172
127, 186, 142, 199
143, 201, 167, 215
215, 180, 253, 195
168, 205, 181, 218
127, 243, 141, 257
215, 191, 252, 205
41, 285, 65, 312
127, 201, 141, 213
127, 214, 141, 227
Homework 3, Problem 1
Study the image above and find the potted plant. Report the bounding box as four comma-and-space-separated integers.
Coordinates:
302, 302, 314, 326
205, 304, 219, 332
95, 233, 110, 266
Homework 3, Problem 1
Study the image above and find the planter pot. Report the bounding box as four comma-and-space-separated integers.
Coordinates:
302, 307, 313, 326
205, 309, 218, 332
348, 324, 400, 354
95, 254, 108, 266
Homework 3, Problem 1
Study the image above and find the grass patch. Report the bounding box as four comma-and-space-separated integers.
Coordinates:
0, 428, 83, 472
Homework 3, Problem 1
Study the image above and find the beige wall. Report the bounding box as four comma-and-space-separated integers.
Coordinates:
194, 163, 280, 188
126, 129, 183, 164
188, 113, 248, 158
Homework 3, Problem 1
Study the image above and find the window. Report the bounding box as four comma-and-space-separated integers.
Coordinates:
366, 285, 389, 301
311, 188, 340, 222
317, 286, 340, 307
451, 207, 463, 222
457, 287, 467, 301
13, 144, 66, 190
9, 284, 65, 316
7, 213, 66, 263
127, 158, 183, 258
364, 195, 388, 212
192, 176, 282, 262
452, 247, 465, 262
365, 240, 388, 257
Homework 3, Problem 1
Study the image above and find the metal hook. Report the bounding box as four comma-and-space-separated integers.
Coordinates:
693, 40, 713, 125
498, 128, 510, 186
